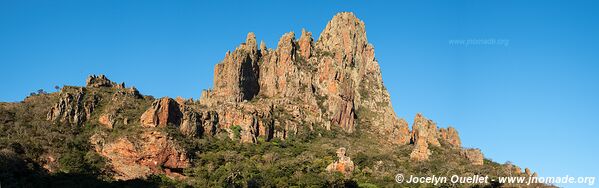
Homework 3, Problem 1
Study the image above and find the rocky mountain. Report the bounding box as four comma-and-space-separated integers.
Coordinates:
0, 12, 550, 187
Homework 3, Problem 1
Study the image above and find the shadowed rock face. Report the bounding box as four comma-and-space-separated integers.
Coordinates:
210, 33, 261, 103
140, 98, 183, 128
47, 87, 97, 126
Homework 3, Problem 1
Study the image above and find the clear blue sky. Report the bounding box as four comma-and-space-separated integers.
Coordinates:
1, 0, 598, 186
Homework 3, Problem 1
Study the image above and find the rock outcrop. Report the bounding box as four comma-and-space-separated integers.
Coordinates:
410, 128, 431, 161
98, 113, 115, 129
461, 148, 484, 165
140, 97, 218, 137
407, 113, 468, 161
90, 131, 190, 180
410, 113, 441, 147
199, 12, 406, 144
47, 87, 97, 125
439, 127, 461, 148
86, 74, 115, 88
48, 75, 143, 127
298, 29, 313, 58
206, 32, 260, 103
140, 98, 183, 128
326, 147, 355, 176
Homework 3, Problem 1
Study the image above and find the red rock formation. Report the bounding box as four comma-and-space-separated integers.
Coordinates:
140, 97, 182, 128
409, 113, 466, 161
90, 131, 189, 180
198, 12, 406, 141
395, 118, 411, 145
410, 113, 440, 147
410, 128, 431, 161
439, 127, 461, 148
298, 29, 313, 59
140, 97, 218, 137
208, 33, 260, 103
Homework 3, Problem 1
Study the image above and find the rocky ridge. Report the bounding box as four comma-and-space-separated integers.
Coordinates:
0, 12, 545, 186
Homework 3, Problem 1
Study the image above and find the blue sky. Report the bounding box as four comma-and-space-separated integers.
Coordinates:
1, 0, 598, 186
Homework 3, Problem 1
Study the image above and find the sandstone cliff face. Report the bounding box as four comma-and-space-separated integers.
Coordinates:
298, 29, 313, 59
90, 131, 190, 180
140, 98, 183, 128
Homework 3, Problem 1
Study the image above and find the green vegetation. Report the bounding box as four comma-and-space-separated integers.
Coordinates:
0, 86, 537, 188
231, 125, 242, 139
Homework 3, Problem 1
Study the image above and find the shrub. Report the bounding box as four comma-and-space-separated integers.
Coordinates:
231, 125, 242, 139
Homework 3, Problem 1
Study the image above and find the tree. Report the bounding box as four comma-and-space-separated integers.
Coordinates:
36, 89, 47, 95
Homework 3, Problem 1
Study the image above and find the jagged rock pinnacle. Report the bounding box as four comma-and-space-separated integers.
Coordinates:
200, 12, 401, 141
